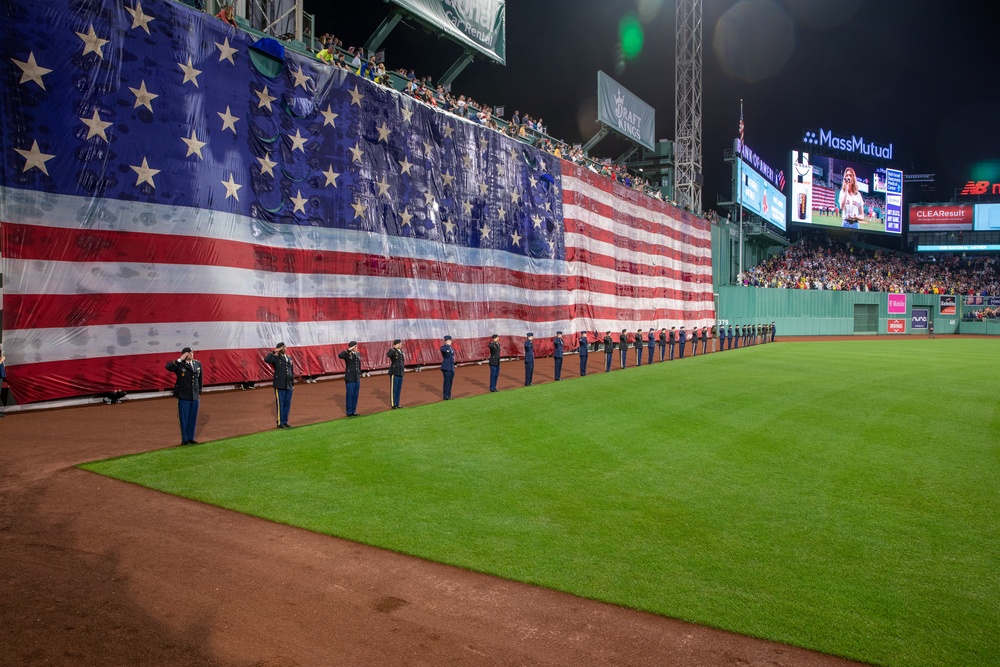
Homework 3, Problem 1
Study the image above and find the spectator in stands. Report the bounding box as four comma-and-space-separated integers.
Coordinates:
838, 167, 864, 229
216, 3, 237, 27
511, 110, 520, 126
316, 45, 334, 64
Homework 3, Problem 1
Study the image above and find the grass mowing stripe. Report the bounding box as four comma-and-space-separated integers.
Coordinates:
81, 340, 1000, 667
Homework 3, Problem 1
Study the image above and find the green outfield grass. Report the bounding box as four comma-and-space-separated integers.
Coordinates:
82, 339, 1000, 667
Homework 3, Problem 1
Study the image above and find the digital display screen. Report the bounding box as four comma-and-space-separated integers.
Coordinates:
974, 203, 1000, 231
737, 159, 787, 231
789, 152, 902, 235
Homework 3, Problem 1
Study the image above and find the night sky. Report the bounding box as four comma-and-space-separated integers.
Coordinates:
307, 0, 1000, 208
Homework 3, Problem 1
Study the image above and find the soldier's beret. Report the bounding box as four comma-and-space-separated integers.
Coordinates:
348, 341, 357, 347
181, 347, 192, 353
393, 339, 401, 345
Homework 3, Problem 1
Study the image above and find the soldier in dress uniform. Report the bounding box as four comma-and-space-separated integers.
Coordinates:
440, 335, 455, 399
701, 326, 709, 355
658, 327, 667, 362
727, 325, 734, 350
386, 339, 405, 408
264, 341, 294, 428
647, 327, 656, 364
552, 331, 564, 381
338, 341, 362, 416
771, 321, 777, 343
635, 328, 644, 366
524, 332, 535, 386
734, 325, 741, 349
166, 346, 203, 445
678, 326, 687, 359
578, 331, 589, 376
603, 331, 614, 372
691, 327, 699, 357
710, 325, 718, 352
619, 329, 628, 369
668, 326, 677, 360
488, 333, 501, 392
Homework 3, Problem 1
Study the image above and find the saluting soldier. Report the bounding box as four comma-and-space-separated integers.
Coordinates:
440, 335, 456, 400
488, 333, 501, 392
678, 326, 687, 359
701, 326, 709, 355
338, 341, 362, 416
710, 325, 718, 352
553, 331, 564, 381
387, 339, 405, 408
771, 321, 776, 343
619, 329, 628, 369
578, 330, 589, 376
658, 327, 668, 362
524, 332, 535, 386
691, 327, 699, 357
647, 327, 656, 364
264, 341, 294, 428
635, 328, 644, 366
603, 331, 614, 372
166, 346, 203, 445
668, 326, 677, 360
734, 325, 741, 349
727, 325, 734, 350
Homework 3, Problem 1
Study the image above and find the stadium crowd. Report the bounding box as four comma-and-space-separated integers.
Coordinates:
739, 239, 1000, 295
310, 32, 674, 203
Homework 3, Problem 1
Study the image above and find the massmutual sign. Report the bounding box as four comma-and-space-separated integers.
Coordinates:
597, 71, 656, 151
802, 127, 893, 160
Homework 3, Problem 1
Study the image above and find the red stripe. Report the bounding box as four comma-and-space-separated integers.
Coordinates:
5, 291, 714, 330
3, 222, 711, 295
563, 189, 711, 251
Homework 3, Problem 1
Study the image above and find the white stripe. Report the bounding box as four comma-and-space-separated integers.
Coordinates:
3, 258, 714, 310
562, 173, 713, 243
7, 316, 716, 366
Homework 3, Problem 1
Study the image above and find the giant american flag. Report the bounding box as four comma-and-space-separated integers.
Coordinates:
0, 0, 714, 405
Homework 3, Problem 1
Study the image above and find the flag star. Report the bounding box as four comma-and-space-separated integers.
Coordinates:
291, 65, 312, 89
479, 136, 489, 151
11, 52, 52, 90
80, 109, 112, 142
76, 25, 109, 58
129, 157, 160, 188
221, 174, 242, 200
528, 175, 538, 188
442, 125, 454, 139
349, 85, 364, 106
545, 201, 552, 212
126, 1, 155, 33
400, 210, 413, 227
531, 214, 543, 229
348, 141, 363, 164
401, 106, 414, 123
479, 224, 491, 240
539, 159, 547, 170
398, 156, 414, 175
510, 230, 522, 246
498, 165, 505, 177
423, 140, 434, 156
462, 201, 473, 215
290, 190, 308, 213
510, 190, 522, 204
14, 140, 55, 175
442, 219, 456, 234
257, 153, 278, 176
547, 239, 556, 253
129, 80, 158, 112
320, 105, 338, 127
423, 191, 435, 207
376, 123, 392, 143
351, 200, 367, 220
215, 37, 237, 64
218, 105, 239, 133
478, 182, 488, 195
288, 128, 308, 152
375, 176, 391, 197
509, 146, 519, 160
498, 206, 507, 221
441, 171, 455, 187
461, 153, 472, 169
181, 129, 207, 158
178, 57, 202, 87
323, 164, 340, 187
254, 85, 277, 110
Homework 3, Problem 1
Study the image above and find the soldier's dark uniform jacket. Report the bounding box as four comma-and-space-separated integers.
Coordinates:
488, 340, 501, 365
264, 351, 294, 389
603, 334, 614, 350
338, 349, 362, 381
166, 358, 203, 400
387, 347, 405, 375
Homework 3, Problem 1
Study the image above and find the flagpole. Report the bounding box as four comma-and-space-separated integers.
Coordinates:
737, 99, 744, 283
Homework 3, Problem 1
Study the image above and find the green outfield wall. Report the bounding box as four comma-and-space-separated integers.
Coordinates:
716, 286, 963, 336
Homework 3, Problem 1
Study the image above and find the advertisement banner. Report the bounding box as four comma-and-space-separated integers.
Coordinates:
909, 204, 974, 231
597, 71, 656, 151
885, 168, 903, 234
887, 293, 907, 314
988, 297, 1000, 307
911, 308, 929, 330
887, 319, 906, 334
389, 0, 506, 64
939, 295, 957, 315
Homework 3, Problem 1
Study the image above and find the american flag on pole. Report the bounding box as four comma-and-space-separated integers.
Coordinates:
738, 99, 744, 150
0, 0, 713, 405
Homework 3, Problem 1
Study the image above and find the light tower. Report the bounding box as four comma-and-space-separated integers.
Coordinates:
674, 0, 702, 213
